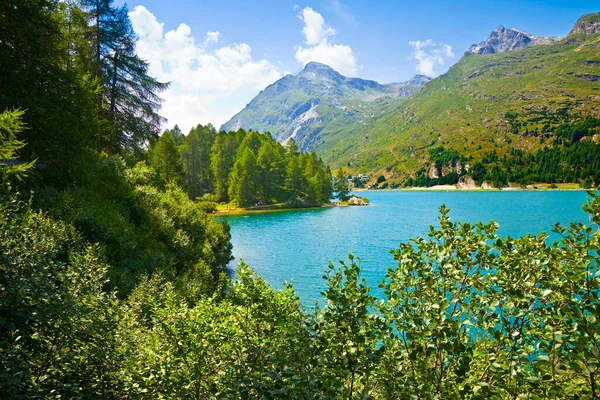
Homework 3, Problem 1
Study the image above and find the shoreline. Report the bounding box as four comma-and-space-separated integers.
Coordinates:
212, 203, 335, 217
354, 183, 592, 192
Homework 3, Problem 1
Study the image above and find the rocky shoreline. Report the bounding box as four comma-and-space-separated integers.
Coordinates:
354, 181, 590, 192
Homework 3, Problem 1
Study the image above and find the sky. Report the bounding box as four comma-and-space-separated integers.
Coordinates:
121, 0, 599, 132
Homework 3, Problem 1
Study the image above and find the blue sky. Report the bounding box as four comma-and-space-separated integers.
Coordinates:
123, 0, 599, 131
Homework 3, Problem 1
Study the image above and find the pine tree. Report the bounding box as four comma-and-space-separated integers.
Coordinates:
285, 155, 307, 202
257, 141, 285, 203
284, 138, 300, 159
166, 125, 185, 146
322, 165, 334, 204
81, 0, 169, 153
182, 124, 216, 199
151, 132, 185, 186
0, 110, 35, 185
210, 132, 244, 202
334, 168, 350, 201
228, 147, 258, 207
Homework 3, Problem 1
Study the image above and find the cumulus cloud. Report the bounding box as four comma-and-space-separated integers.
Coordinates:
294, 7, 358, 76
300, 6, 335, 45
408, 39, 455, 77
129, 6, 282, 131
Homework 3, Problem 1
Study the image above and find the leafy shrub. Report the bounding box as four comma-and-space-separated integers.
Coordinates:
35, 156, 232, 295
0, 195, 122, 398
196, 200, 218, 213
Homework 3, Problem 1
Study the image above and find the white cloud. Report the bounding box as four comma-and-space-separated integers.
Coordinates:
129, 6, 282, 131
300, 7, 335, 45
408, 39, 455, 77
294, 6, 358, 76
205, 30, 220, 44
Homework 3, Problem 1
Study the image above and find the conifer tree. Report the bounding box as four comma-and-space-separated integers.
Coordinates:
0, 110, 35, 184
81, 0, 169, 153
257, 141, 285, 202
334, 168, 350, 201
284, 138, 300, 159
285, 155, 307, 201
228, 147, 258, 207
182, 124, 216, 199
151, 132, 185, 185
211, 131, 244, 201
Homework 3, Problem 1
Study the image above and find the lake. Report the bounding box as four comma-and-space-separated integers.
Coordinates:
219, 191, 592, 306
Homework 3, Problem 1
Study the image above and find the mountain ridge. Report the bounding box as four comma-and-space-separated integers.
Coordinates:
467, 25, 556, 54
220, 62, 431, 150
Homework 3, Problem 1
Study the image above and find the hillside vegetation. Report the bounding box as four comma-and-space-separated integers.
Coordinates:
324, 22, 600, 184
221, 62, 430, 153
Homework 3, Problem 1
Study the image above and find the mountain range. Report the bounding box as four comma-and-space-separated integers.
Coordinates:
221, 13, 600, 183
221, 62, 431, 151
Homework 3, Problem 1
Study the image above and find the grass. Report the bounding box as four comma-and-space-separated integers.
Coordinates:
213, 202, 331, 216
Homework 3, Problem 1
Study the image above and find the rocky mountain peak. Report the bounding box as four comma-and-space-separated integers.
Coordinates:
298, 61, 344, 82
467, 25, 555, 55
570, 12, 600, 36
302, 61, 334, 72
407, 75, 432, 86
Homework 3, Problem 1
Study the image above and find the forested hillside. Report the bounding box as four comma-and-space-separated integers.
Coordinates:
2, 1, 600, 399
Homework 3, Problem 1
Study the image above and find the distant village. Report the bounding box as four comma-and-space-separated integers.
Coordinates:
346, 173, 393, 190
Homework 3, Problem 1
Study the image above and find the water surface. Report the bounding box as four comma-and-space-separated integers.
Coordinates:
220, 191, 591, 305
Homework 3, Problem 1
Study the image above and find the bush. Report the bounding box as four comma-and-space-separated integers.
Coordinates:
35, 156, 232, 295
196, 200, 218, 213
0, 195, 122, 398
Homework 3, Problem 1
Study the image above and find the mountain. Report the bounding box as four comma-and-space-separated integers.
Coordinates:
320, 14, 600, 181
570, 13, 600, 35
467, 25, 556, 54
220, 62, 430, 151
221, 14, 600, 186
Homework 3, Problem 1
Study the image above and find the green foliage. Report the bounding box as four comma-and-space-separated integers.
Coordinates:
35, 155, 231, 295
0, 0, 99, 166
0, 196, 122, 398
151, 131, 185, 186
0, 110, 35, 185
228, 146, 259, 207
307, 255, 386, 397
334, 168, 350, 201
211, 129, 332, 208
181, 124, 217, 199
118, 263, 303, 399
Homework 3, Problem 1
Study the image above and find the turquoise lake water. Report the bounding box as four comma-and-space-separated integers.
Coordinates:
220, 191, 592, 305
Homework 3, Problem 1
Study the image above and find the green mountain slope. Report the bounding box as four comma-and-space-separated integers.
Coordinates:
324, 15, 600, 182
220, 62, 430, 151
